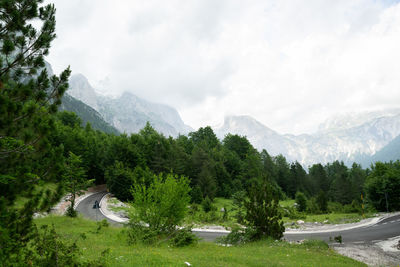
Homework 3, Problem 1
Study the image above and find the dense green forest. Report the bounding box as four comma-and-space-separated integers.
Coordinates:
51, 111, 400, 213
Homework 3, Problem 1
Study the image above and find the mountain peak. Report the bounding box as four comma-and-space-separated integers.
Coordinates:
219, 115, 277, 135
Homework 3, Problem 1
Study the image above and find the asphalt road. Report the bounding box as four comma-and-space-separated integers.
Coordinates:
76, 191, 400, 243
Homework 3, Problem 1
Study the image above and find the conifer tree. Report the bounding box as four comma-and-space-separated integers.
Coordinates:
0, 0, 70, 263
63, 152, 93, 217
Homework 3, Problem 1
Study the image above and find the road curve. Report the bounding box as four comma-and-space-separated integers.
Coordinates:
76, 191, 400, 243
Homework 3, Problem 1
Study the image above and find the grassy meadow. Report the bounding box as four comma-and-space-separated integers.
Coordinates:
34, 216, 366, 267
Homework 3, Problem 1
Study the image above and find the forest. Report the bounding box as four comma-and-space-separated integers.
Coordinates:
52, 111, 400, 213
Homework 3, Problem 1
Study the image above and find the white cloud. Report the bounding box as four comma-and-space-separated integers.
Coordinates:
47, 0, 400, 134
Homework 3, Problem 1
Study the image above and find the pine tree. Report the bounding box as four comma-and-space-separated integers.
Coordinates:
244, 180, 285, 240
63, 152, 93, 217
0, 1, 70, 263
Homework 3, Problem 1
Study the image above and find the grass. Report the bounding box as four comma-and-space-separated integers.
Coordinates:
112, 196, 372, 228
34, 215, 366, 267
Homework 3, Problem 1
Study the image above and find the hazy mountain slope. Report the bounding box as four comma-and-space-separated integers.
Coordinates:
215, 116, 299, 160
68, 74, 98, 110
43, 62, 119, 134
215, 113, 400, 166
67, 74, 192, 137
362, 134, 400, 166
59, 94, 120, 135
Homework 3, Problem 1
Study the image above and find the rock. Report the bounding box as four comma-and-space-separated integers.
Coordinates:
323, 220, 329, 223
297, 220, 304, 224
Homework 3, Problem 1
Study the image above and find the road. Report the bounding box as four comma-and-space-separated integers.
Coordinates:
76, 191, 400, 243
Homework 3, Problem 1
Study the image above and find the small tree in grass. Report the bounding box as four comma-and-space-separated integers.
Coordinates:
129, 173, 191, 235
316, 190, 328, 213
295, 192, 307, 212
244, 180, 285, 240
63, 152, 93, 217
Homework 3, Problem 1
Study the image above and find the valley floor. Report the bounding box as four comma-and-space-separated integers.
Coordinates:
34, 216, 366, 267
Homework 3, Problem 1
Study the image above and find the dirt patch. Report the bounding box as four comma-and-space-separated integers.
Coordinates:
333, 243, 400, 266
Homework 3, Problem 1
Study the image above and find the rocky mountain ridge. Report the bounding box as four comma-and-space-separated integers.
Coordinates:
215, 113, 400, 167
67, 74, 192, 137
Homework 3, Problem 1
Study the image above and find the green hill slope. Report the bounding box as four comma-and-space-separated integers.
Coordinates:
60, 94, 119, 135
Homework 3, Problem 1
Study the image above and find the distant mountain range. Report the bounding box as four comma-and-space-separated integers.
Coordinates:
67, 74, 192, 137
48, 62, 400, 167
214, 112, 400, 167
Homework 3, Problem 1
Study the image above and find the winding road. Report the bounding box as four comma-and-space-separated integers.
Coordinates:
76, 191, 400, 243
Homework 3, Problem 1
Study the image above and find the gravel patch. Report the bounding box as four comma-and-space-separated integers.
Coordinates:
333, 243, 400, 266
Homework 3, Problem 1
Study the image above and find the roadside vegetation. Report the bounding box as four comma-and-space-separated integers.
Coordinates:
34, 216, 366, 267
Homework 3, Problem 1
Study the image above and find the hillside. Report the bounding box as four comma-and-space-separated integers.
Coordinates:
68, 74, 193, 137
59, 94, 119, 135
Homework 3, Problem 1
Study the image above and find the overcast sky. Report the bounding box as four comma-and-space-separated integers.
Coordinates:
47, 0, 400, 134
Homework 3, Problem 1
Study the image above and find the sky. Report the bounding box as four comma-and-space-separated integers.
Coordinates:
46, 0, 400, 134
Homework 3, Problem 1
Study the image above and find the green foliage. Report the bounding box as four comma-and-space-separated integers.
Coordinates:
59, 94, 119, 135
365, 161, 400, 211
216, 226, 254, 245
232, 190, 246, 224
129, 173, 191, 234
295, 192, 307, 212
0, 0, 70, 263
63, 152, 93, 217
27, 224, 83, 266
169, 227, 199, 247
201, 196, 214, 213
306, 197, 319, 214
105, 161, 135, 201
316, 191, 328, 213
191, 185, 203, 204
244, 180, 285, 240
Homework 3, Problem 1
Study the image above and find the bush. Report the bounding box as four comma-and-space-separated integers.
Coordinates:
328, 202, 343, 213
129, 173, 191, 235
169, 227, 199, 247
343, 200, 361, 213
244, 180, 285, 240
295, 192, 307, 212
316, 191, 328, 213
65, 205, 77, 217
307, 197, 320, 214
202, 196, 214, 213
191, 185, 203, 204
232, 190, 246, 224
216, 226, 256, 245
127, 222, 159, 245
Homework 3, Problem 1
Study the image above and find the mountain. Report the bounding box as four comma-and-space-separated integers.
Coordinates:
214, 116, 298, 159
67, 74, 192, 137
59, 94, 119, 135
44, 62, 119, 134
359, 134, 400, 166
67, 74, 98, 110
215, 112, 400, 167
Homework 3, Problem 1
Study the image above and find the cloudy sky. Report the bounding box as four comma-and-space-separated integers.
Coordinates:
47, 0, 400, 134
